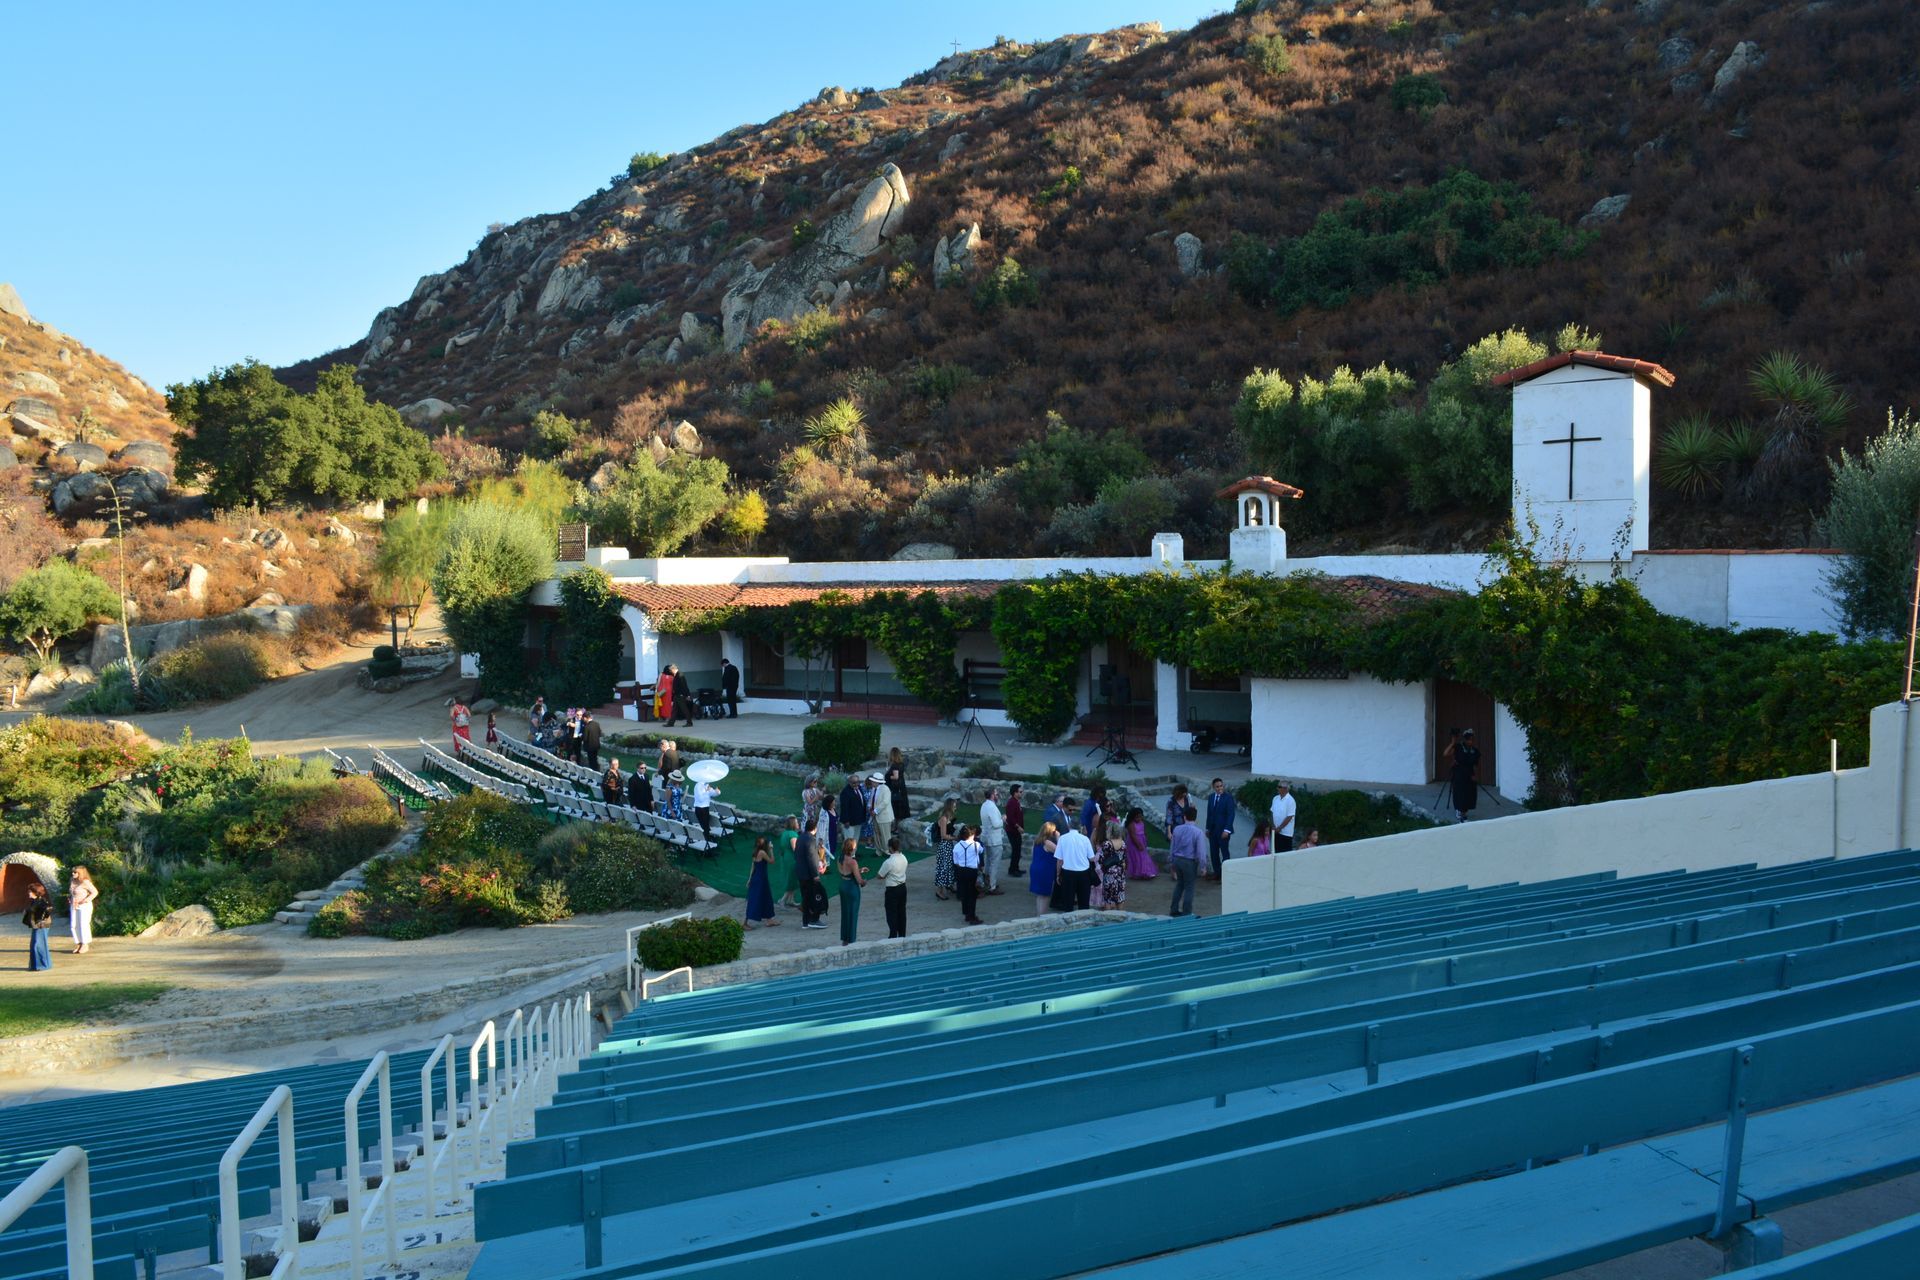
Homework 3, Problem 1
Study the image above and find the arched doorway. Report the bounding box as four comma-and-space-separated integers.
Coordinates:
0, 862, 44, 912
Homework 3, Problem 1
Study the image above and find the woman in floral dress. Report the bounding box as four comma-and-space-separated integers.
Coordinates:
932, 797, 959, 901
1098, 817, 1128, 910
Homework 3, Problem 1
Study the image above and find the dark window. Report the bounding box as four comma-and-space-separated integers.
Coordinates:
834, 636, 869, 671
747, 636, 786, 691
1187, 670, 1242, 693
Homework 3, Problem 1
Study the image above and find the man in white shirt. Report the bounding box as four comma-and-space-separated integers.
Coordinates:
870, 772, 895, 855
693, 778, 720, 848
951, 825, 985, 925
876, 836, 909, 938
1270, 781, 1297, 853
979, 787, 1008, 895
1053, 822, 1096, 911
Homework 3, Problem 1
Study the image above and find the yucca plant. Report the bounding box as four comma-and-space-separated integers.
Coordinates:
803, 398, 866, 451
1655, 415, 1726, 498
1748, 351, 1852, 499
1717, 420, 1765, 477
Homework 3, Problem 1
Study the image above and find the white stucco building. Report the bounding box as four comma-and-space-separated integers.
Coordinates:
523, 350, 1847, 798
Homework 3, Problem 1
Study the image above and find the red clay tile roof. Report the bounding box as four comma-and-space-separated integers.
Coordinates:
613, 580, 999, 617
1491, 350, 1677, 389
1215, 475, 1306, 500
1316, 574, 1459, 622
616, 573, 1453, 625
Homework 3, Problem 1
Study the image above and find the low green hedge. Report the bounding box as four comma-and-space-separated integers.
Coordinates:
1233, 780, 1438, 844
634, 916, 745, 971
367, 645, 403, 679
802, 719, 881, 769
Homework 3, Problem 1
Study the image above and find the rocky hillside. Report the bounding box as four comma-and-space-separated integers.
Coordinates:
286, 0, 1920, 557
1, 285, 174, 460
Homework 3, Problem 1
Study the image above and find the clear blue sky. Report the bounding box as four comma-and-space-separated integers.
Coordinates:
5, 1, 1218, 390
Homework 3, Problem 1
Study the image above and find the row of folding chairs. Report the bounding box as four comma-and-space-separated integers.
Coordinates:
539, 785, 721, 854
419, 739, 531, 803
372, 748, 452, 802
495, 730, 602, 787
458, 736, 554, 790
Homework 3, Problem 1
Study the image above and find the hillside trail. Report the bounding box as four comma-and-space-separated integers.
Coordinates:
2, 604, 469, 761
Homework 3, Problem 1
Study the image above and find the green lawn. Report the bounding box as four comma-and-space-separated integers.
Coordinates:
0, 982, 170, 1036
667, 829, 926, 899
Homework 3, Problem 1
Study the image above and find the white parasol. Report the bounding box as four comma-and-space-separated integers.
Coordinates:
685, 759, 730, 784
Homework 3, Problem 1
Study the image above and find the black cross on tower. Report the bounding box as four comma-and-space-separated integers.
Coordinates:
1542, 422, 1602, 500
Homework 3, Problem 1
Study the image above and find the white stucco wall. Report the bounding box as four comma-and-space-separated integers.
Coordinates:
1225, 700, 1919, 915
1511, 364, 1651, 558
1492, 702, 1533, 802
1249, 675, 1430, 786
1630, 551, 1844, 634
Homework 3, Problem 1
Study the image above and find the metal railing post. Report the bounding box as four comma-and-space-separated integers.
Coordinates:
418, 1034, 455, 1208
626, 912, 694, 993
344, 1051, 397, 1279
642, 966, 695, 1001
467, 1020, 498, 1173
1711, 1044, 1757, 1239
0, 1146, 93, 1280
219, 1086, 297, 1280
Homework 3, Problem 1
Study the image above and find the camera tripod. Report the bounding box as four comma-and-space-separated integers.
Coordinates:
957, 697, 994, 752
1086, 699, 1140, 770
1432, 778, 1501, 816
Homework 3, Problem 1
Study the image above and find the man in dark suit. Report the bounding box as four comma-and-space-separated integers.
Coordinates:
671, 666, 694, 727
626, 761, 653, 812
720, 657, 741, 717
581, 710, 603, 771
839, 774, 868, 850
1205, 777, 1236, 879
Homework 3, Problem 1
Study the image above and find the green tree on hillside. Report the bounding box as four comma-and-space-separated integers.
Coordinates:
0, 562, 120, 662
1824, 410, 1920, 638
1234, 363, 1414, 527
576, 453, 732, 556
431, 503, 556, 697
372, 503, 453, 643
168, 362, 440, 509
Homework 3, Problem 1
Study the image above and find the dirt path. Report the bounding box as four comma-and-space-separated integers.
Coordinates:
2, 609, 467, 761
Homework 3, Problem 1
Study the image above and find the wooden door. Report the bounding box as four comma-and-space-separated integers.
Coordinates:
832, 636, 868, 699
1433, 679, 1496, 783
1104, 636, 1155, 708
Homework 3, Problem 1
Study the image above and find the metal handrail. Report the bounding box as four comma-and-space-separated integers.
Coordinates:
643, 966, 695, 1001
219, 1086, 297, 1280
344, 1052, 397, 1279
0, 1146, 92, 1280
500, 1008, 524, 1137
467, 1020, 498, 1171
626, 912, 694, 992
418, 1034, 457, 1207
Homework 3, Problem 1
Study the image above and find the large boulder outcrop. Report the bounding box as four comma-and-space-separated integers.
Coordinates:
55, 441, 108, 471
536, 261, 604, 316
114, 440, 172, 473
399, 397, 460, 426
721, 164, 911, 350
52, 466, 167, 516
139, 904, 218, 939
0, 284, 28, 321
7, 395, 59, 422
933, 223, 983, 281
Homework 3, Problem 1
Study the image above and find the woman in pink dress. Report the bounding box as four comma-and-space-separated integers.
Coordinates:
1247, 817, 1274, 859
1123, 806, 1157, 880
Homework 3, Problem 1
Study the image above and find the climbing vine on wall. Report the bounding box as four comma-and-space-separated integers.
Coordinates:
554, 568, 624, 709
654, 589, 990, 718
630, 547, 1900, 808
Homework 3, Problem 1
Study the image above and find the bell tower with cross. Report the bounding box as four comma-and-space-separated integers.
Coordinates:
1494, 350, 1676, 561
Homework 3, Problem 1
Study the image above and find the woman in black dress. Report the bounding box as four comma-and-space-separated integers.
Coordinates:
1447, 728, 1482, 822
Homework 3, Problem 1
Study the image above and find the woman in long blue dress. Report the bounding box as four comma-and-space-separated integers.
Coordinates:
744, 836, 779, 929
1028, 822, 1060, 917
